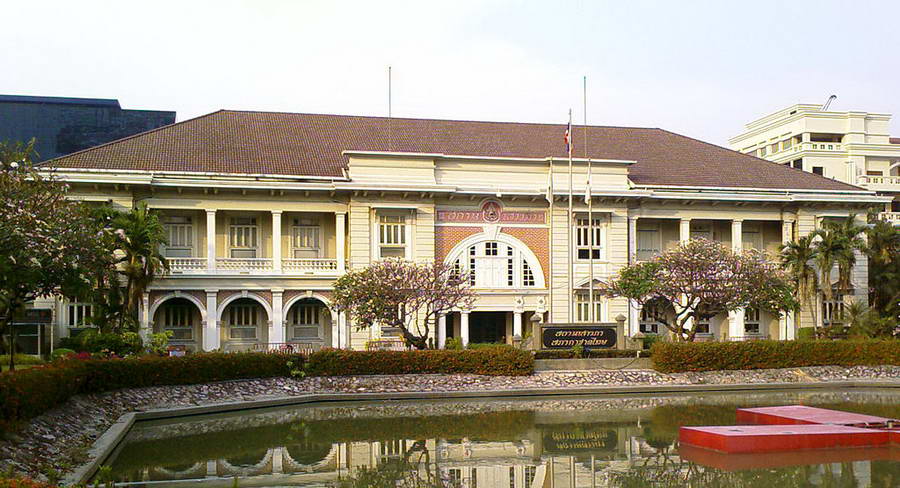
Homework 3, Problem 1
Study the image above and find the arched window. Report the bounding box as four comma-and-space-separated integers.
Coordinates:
447, 235, 543, 289
288, 298, 327, 340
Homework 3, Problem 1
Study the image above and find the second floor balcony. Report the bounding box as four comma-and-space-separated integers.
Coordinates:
167, 257, 343, 275
158, 208, 347, 278
858, 175, 900, 191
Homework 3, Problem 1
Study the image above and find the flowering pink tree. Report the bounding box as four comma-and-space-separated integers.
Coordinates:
0, 140, 107, 369
601, 239, 796, 341
331, 259, 476, 349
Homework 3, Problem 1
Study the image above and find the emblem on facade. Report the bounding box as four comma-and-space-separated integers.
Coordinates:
482, 200, 502, 223
436, 200, 545, 224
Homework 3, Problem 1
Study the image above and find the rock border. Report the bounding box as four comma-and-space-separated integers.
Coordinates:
65, 379, 900, 486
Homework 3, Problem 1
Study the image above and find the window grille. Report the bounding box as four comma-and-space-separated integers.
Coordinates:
379, 214, 407, 258
164, 216, 193, 257
229, 217, 258, 258
290, 303, 322, 340
292, 218, 320, 258
161, 302, 194, 341
228, 303, 258, 339
575, 216, 604, 260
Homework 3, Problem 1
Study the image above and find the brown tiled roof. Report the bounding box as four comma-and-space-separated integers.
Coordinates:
48, 110, 863, 192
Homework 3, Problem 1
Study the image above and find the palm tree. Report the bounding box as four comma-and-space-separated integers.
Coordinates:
112, 204, 169, 325
780, 235, 819, 329
812, 216, 866, 301
864, 216, 900, 316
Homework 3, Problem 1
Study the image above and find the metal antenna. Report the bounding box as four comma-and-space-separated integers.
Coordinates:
821, 94, 837, 111
388, 66, 393, 151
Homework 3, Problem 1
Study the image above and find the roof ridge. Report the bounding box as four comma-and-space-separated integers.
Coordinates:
41, 110, 226, 166
656, 128, 866, 192
218, 109, 664, 131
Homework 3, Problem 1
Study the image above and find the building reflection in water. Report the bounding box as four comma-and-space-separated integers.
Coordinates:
107, 393, 900, 487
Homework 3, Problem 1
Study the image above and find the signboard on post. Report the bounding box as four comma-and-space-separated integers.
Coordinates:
541, 325, 618, 349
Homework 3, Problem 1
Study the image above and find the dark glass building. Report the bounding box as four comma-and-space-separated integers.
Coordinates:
0, 94, 175, 161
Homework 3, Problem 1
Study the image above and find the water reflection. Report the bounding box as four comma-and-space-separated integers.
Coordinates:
105, 389, 900, 487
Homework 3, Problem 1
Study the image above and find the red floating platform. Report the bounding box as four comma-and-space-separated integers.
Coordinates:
679, 424, 889, 454
735, 405, 895, 427
679, 444, 900, 471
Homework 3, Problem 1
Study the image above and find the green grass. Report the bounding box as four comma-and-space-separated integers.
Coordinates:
0, 354, 44, 372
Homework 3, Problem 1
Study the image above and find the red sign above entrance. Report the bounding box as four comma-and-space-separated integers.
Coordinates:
437, 200, 545, 224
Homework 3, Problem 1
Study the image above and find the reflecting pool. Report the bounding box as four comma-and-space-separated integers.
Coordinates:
102, 388, 900, 487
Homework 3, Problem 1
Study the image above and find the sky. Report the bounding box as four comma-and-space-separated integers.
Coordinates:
3, 0, 899, 146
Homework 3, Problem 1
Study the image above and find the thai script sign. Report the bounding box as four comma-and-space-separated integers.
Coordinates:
541, 326, 617, 349
542, 426, 618, 453
437, 200, 545, 224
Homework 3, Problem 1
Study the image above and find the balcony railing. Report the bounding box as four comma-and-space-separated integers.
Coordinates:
166, 257, 206, 273
166, 257, 342, 275
878, 212, 900, 224
215, 258, 273, 272
859, 175, 900, 189
283, 258, 339, 273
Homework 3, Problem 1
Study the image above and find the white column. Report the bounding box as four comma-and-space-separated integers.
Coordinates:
728, 219, 745, 340
629, 300, 641, 337
513, 311, 523, 339
206, 210, 217, 272
437, 314, 447, 349
204, 290, 219, 351
781, 219, 796, 340
272, 211, 282, 273
678, 218, 692, 332
139, 292, 151, 341
271, 289, 284, 346
336, 212, 347, 274
460, 311, 470, 347
628, 216, 638, 263
679, 218, 691, 243
271, 448, 284, 475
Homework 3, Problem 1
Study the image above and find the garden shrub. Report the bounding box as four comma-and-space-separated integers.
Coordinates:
0, 355, 45, 366
796, 327, 816, 341
533, 349, 649, 360
49, 349, 75, 360
0, 478, 58, 488
0, 352, 302, 432
0, 347, 533, 432
651, 339, 900, 373
304, 346, 533, 377
58, 329, 143, 356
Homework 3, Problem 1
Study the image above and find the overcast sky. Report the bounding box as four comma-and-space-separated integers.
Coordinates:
4, 0, 899, 146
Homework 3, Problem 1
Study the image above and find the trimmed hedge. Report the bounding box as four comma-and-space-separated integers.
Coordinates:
651, 339, 900, 373
0, 347, 533, 432
533, 349, 650, 360
305, 346, 533, 376
0, 352, 301, 431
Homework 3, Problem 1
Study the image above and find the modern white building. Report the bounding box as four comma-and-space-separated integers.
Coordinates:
729, 103, 900, 224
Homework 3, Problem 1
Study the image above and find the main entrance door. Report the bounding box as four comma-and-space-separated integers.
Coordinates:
469, 312, 507, 344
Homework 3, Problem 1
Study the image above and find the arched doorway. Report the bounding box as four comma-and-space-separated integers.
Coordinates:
444, 233, 545, 290
150, 296, 204, 351
284, 297, 332, 347
220, 297, 270, 350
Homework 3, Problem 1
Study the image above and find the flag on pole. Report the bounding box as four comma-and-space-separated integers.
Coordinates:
564, 122, 573, 155
584, 174, 592, 204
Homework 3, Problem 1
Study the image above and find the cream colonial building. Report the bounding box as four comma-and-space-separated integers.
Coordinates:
40, 110, 889, 351
729, 103, 900, 223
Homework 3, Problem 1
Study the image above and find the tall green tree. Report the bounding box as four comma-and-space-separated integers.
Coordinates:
0, 140, 106, 369
779, 234, 820, 328
865, 214, 900, 322
112, 203, 169, 321
813, 215, 866, 299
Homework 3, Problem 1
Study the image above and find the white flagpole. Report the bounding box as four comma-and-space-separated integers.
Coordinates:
585, 76, 595, 322
567, 109, 574, 323
547, 157, 554, 324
